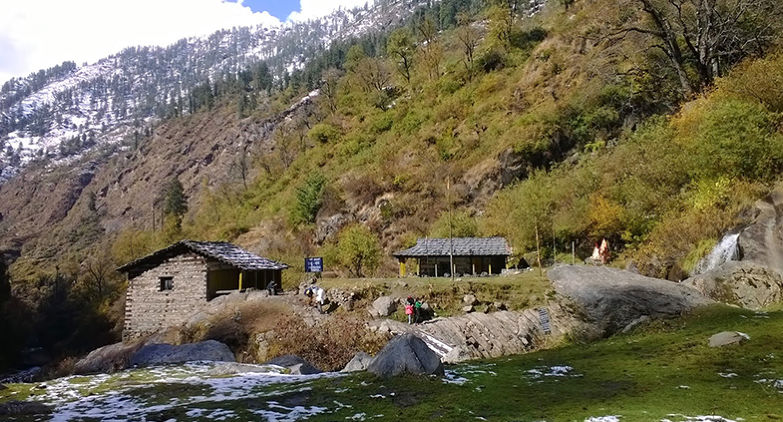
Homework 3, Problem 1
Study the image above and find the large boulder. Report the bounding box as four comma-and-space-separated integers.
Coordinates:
709, 331, 750, 347
129, 340, 235, 367
684, 261, 783, 309
549, 265, 712, 338
264, 355, 321, 375
367, 333, 444, 377
341, 352, 373, 373
74, 342, 143, 374
737, 189, 783, 272
371, 296, 397, 317
0, 401, 52, 417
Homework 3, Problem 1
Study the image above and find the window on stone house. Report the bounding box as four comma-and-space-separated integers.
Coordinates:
159, 276, 173, 291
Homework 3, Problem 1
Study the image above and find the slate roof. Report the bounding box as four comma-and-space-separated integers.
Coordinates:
393, 237, 511, 258
117, 240, 289, 273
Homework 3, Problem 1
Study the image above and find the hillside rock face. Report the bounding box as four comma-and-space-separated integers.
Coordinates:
367, 333, 444, 377
549, 265, 712, 338
737, 189, 783, 272
684, 261, 783, 309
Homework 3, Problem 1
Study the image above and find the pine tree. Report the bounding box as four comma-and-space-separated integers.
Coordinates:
163, 178, 188, 218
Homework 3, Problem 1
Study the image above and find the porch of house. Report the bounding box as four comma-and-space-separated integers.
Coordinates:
398, 255, 507, 277
206, 263, 282, 300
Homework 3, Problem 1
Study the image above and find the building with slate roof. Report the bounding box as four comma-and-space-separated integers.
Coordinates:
393, 237, 512, 277
117, 240, 288, 339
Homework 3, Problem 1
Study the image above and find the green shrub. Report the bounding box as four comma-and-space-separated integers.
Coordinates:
679, 99, 783, 181
308, 123, 341, 143
336, 224, 382, 277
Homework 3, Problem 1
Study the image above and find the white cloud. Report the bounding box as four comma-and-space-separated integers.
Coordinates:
288, 0, 373, 21
0, 0, 281, 85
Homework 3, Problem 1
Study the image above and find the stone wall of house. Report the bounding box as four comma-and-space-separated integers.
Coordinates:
123, 253, 208, 340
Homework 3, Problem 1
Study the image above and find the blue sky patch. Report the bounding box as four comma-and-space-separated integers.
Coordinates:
229, 0, 299, 20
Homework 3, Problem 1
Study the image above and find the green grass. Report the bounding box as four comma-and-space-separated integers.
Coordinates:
2, 306, 783, 421
319, 271, 553, 316
300, 305, 783, 421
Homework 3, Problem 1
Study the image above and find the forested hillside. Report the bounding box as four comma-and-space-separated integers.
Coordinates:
1, 0, 782, 372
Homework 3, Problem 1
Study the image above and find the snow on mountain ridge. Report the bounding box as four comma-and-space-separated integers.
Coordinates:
0, 0, 446, 181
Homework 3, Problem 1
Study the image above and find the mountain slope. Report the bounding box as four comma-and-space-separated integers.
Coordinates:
0, 0, 439, 181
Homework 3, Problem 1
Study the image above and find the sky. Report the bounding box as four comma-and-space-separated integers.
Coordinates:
0, 0, 369, 85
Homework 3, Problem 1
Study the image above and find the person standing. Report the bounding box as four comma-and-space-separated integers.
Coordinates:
414, 298, 423, 324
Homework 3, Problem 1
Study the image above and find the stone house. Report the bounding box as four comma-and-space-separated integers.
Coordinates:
393, 237, 512, 277
117, 240, 288, 340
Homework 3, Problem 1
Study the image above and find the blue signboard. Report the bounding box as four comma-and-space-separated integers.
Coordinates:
305, 257, 324, 273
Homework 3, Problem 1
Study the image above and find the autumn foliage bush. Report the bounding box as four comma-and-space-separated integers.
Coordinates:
267, 313, 388, 372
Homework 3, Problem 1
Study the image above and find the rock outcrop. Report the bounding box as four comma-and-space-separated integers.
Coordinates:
0, 401, 52, 417
367, 333, 444, 377
709, 331, 750, 347
684, 261, 783, 309
264, 355, 321, 375
130, 340, 235, 367
737, 189, 783, 272
371, 296, 397, 317
341, 352, 374, 373
549, 265, 712, 338
74, 341, 143, 374
373, 305, 576, 363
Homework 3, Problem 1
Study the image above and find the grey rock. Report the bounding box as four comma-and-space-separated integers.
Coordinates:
130, 340, 235, 367
442, 345, 472, 364
315, 213, 352, 244
341, 352, 374, 373
265, 355, 321, 375
684, 261, 783, 309
463, 294, 478, 305
74, 341, 143, 374
206, 362, 281, 376
621, 315, 651, 334
737, 189, 783, 272
367, 333, 444, 377
0, 401, 52, 416
709, 331, 750, 347
549, 265, 712, 338
371, 296, 397, 317
462, 305, 474, 313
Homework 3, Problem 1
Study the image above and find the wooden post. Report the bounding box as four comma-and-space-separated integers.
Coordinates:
535, 222, 543, 277
472, 262, 476, 276
572, 241, 575, 265
400, 261, 406, 277
238, 271, 243, 291
488, 262, 492, 275
417, 259, 421, 276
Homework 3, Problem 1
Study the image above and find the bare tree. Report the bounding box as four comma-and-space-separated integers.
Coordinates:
456, 13, 481, 78
615, 0, 782, 96
82, 251, 113, 302
415, 15, 443, 80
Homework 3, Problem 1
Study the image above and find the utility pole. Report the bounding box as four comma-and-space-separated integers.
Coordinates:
447, 177, 454, 282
